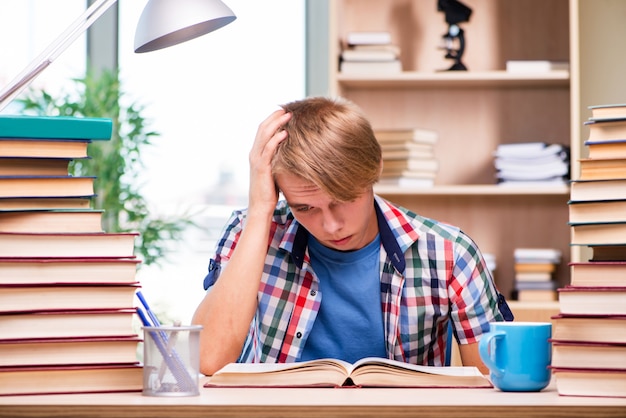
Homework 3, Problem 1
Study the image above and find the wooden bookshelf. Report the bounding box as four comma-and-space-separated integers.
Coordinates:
325, 0, 626, 303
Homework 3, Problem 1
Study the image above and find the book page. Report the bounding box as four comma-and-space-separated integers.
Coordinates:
215, 358, 352, 374
207, 358, 353, 387
351, 357, 483, 376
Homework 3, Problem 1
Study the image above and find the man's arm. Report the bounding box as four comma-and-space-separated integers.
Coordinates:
192, 109, 292, 376
459, 342, 489, 374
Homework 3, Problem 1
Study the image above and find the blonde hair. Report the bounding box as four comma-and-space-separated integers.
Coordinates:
272, 97, 381, 202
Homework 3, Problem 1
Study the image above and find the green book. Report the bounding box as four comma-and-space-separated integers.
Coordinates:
0, 115, 112, 140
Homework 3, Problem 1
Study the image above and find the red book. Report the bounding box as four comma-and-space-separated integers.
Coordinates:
0, 232, 138, 258
0, 257, 140, 285
0, 364, 142, 396
0, 283, 140, 313
0, 308, 137, 341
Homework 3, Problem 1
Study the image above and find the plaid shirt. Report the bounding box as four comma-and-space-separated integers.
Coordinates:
203, 196, 511, 366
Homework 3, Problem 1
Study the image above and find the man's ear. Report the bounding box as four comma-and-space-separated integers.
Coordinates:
378, 159, 384, 177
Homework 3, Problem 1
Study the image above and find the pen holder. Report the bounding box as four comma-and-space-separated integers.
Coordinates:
142, 324, 202, 397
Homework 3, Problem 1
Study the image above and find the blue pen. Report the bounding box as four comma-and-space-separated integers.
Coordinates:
137, 291, 162, 327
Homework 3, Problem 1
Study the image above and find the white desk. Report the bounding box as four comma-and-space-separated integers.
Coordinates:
1, 380, 625, 418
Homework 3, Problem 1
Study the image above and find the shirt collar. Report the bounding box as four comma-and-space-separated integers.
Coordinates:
286, 197, 408, 274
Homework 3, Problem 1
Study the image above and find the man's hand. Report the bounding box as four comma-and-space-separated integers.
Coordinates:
248, 109, 292, 218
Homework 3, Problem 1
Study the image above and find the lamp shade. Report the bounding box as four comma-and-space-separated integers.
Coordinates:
134, 0, 236, 53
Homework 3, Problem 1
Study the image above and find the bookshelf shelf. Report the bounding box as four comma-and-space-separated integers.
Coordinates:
374, 184, 570, 196
337, 71, 570, 89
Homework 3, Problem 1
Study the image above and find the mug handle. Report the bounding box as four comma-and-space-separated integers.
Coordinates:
478, 330, 506, 378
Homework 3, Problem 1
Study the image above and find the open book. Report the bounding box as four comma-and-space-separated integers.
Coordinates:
205, 357, 491, 388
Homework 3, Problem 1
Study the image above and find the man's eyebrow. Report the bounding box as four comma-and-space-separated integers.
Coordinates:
286, 201, 308, 208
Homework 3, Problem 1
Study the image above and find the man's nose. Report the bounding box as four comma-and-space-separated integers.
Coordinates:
321, 209, 342, 234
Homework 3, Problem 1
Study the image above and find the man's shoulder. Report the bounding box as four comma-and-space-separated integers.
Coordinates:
375, 196, 462, 239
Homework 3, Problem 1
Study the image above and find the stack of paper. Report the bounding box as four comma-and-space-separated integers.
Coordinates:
494, 142, 570, 186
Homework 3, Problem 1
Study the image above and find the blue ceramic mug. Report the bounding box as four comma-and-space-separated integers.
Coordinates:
478, 322, 552, 392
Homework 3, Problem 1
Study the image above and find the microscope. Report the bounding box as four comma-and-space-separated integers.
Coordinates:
437, 0, 472, 71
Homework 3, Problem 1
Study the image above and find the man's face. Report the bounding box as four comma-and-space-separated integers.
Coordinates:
275, 171, 378, 251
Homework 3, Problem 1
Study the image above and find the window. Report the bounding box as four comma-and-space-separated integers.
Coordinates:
119, 1, 306, 322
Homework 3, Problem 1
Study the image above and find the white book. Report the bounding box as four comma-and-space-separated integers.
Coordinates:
494, 143, 567, 159
505, 60, 569, 73
341, 49, 398, 62
496, 164, 568, 181
497, 178, 568, 187
514, 248, 562, 263
340, 60, 402, 75
376, 177, 434, 188
346, 31, 392, 46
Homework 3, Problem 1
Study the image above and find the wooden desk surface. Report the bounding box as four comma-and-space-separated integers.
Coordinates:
1, 379, 625, 418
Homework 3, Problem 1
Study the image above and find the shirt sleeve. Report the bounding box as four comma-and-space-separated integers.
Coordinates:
202, 209, 245, 290
448, 232, 505, 345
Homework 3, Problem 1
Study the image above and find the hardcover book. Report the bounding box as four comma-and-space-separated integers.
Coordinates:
0, 138, 90, 159
0, 231, 138, 258
0, 336, 141, 367
551, 314, 626, 344
0, 364, 142, 396
0, 308, 137, 340
557, 286, 626, 315
589, 103, 626, 121
568, 199, 626, 223
551, 340, 626, 370
0, 115, 112, 140
0, 176, 95, 198
570, 262, 626, 286
569, 179, 626, 202
0, 283, 140, 313
551, 368, 626, 398
0, 257, 140, 285
0, 157, 75, 176
570, 222, 626, 245
584, 118, 626, 143
0, 209, 104, 233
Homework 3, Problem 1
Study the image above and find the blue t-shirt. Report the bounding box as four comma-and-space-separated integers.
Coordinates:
300, 234, 387, 363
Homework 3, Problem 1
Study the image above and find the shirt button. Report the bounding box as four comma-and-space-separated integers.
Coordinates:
296, 332, 303, 339
310, 290, 317, 296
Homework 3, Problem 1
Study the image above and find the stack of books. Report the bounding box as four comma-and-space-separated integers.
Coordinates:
0, 115, 143, 396
513, 248, 561, 301
375, 128, 439, 187
339, 31, 402, 74
493, 142, 570, 186
551, 103, 626, 398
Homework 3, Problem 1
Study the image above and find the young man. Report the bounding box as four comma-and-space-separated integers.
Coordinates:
192, 97, 513, 376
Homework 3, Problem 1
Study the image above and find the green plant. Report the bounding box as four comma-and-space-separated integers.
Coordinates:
18, 69, 194, 266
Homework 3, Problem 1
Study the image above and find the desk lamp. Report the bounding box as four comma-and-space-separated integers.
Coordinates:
0, 0, 236, 112
437, 0, 472, 71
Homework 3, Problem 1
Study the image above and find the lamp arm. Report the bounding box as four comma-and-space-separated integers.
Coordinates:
0, 0, 118, 112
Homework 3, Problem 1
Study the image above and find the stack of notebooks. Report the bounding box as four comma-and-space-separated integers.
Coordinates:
512, 248, 561, 301
551, 103, 626, 398
493, 142, 570, 186
0, 115, 143, 396
376, 128, 439, 188
339, 31, 402, 75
